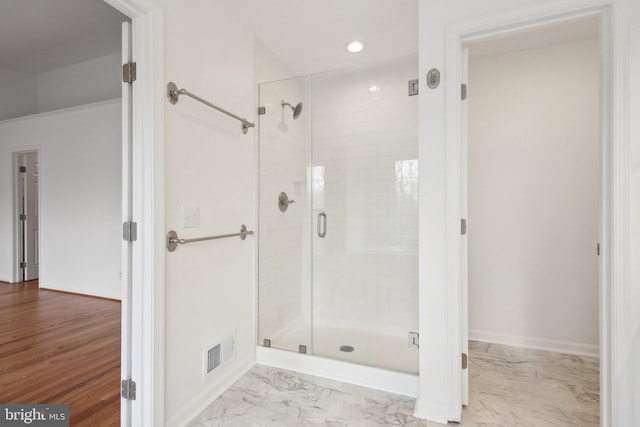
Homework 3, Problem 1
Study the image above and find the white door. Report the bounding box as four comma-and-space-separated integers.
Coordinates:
460, 47, 469, 406
18, 151, 39, 282
120, 20, 133, 427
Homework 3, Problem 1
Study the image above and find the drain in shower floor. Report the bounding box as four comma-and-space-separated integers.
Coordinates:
339, 345, 355, 352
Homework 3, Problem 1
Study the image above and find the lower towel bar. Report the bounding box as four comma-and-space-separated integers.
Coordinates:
166, 224, 254, 252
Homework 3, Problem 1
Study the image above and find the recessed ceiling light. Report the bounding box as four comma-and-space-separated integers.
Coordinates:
368, 85, 381, 93
345, 40, 365, 53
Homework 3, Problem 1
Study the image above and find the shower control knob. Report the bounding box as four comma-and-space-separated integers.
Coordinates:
278, 192, 295, 212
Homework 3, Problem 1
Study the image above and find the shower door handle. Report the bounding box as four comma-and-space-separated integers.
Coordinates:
317, 211, 327, 238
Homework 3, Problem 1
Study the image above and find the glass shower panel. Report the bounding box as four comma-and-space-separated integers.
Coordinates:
311, 56, 419, 373
258, 76, 312, 353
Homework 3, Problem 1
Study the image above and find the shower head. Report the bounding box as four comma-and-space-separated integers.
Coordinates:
281, 100, 303, 120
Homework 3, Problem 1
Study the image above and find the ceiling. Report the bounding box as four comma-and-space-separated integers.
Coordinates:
0, 1, 598, 77
230, 0, 419, 77
0, 0, 128, 74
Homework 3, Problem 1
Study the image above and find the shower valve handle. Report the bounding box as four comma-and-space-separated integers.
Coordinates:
278, 192, 295, 212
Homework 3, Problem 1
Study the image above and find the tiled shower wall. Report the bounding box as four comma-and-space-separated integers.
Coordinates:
311, 56, 419, 338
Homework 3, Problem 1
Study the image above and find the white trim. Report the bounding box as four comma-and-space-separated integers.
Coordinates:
440, 1, 630, 425
413, 400, 449, 425
608, 0, 632, 426
256, 347, 419, 397
166, 356, 255, 427
451, 0, 610, 44
469, 331, 600, 358
103, 1, 165, 426
598, 8, 613, 426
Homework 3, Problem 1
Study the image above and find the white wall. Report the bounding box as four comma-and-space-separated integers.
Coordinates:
158, 0, 257, 424
254, 38, 294, 84
467, 39, 600, 355
0, 69, 38, 121
0, 53, 121, 121
418, 0, 639, 425
37, 53, 122, 113
0, 101, 122, 299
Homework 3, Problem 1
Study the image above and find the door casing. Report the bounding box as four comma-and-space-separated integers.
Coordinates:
442, 3, 629, 425
102, 0, 165, 425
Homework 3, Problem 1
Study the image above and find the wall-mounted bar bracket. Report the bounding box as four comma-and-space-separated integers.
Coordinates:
408, 79, 419, 96
408, 332, 419, 349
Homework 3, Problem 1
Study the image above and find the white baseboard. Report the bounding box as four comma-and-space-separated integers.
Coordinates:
412, 398, 449, 425
39, 285, 121, 301
256, 346, 419, 397
168, 355, 255, 427
469, 329, 599, 358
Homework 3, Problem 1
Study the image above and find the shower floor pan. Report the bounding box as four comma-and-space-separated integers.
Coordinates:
266, 321, 419, 375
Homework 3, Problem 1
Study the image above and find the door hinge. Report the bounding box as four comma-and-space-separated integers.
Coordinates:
461, 218, 467, 235
19, 166, 27, 173
122, 62, 137, 83
258, 106, 266, 115
408, 79, 419, 96
408, 332, 419, 349
121, 379, 136, 400
20, 214, 27, 221
462, 353, 468, 369
20, 262, 27, 269
123, 221, 138, 242
461, 83, 468, 100
597, 243, 600, 256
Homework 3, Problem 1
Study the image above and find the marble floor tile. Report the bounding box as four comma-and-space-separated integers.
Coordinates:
462, 342, 599, 426
188, 342, 599, 426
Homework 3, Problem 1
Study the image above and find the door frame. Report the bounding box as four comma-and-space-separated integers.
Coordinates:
444, 1, 630, 425
12, 148, 40, 283
103, 0, 165, 425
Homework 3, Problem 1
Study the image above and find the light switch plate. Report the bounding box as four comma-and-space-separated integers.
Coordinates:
182, 205, 200, 228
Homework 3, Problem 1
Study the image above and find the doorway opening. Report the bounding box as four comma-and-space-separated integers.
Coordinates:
458, 14, 605, 425
0, 0, 131, 424
15, 150, 39, 282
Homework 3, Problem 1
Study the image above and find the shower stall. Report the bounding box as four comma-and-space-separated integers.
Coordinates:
258, 56, 418, 374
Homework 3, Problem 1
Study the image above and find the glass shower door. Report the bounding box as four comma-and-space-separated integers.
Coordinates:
258, 76, 312, 353
310, 57, 419, 374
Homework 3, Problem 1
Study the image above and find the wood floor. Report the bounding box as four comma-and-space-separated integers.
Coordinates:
0, 280, 121, 426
